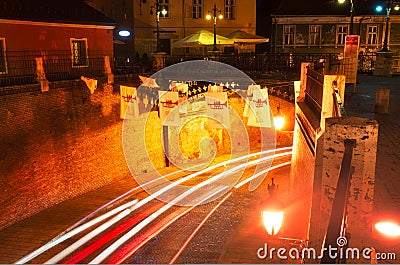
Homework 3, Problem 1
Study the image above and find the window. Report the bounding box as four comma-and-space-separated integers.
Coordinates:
71, 38, 88, 67
192, 0, 202, 19
283, 25, 295, 46
367, 25, 378, 45
159, 0, 170, 18
337, 25, 349, 45
309, 25, 321, 46
0, 38, 6, 74
224, 0, 235, 20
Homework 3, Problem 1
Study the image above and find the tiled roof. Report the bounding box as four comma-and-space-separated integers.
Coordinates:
0, 0, 115, 26
274, 0, 386, 16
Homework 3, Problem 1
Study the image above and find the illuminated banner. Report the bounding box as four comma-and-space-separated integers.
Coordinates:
243, 84, 260, 118
205, 92, 229, 129
344, 35, 360, 84
159, 91, 180, 126
247, 88, 272, 128
120, 85, 139, 119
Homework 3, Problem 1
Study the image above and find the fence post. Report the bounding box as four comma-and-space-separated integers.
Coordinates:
35, 57, 49, 92
104, 56, 114, 84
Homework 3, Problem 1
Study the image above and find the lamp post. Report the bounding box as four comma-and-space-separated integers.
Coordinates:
376, 0, 400, 51
206, 3, 223, 51
338, 0, 354, 34
151, 0, 167, 52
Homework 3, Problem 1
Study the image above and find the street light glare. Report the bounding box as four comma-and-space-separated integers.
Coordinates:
338, 0, 346, 4
161, 8, 167, 16
375, 5, 384, 12
375, 222, 400, 237
218, 14, 223, 19
395, 5, 400, 11
206, 14, 212, 20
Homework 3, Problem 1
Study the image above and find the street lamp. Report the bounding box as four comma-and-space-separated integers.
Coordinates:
375, 0, 399, 51
206, 3, 224, 51
261, 178, 284, 236
338, 0, 354, 34
273, 105, 285, 131
150, 1, 167, 52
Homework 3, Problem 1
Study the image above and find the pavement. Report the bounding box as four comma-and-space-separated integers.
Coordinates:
0, 74, 399, 264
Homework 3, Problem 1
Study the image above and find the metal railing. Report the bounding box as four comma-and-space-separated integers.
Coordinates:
0, 50, 109, 87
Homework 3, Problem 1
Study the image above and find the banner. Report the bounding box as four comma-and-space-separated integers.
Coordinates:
120, 85, 139, 119
81, 76, 97, 94
159, 91, 180, 126
205, 92, 229, 129
247, 88, 272, 128
243, 84, 260, 118
344, 35, 360, 84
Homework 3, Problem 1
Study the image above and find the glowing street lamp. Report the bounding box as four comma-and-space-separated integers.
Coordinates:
273, 106, 285, 131
150, 0, 168, 52
375, 221, 400, 237
261, 178, 284, 236
206, 3, 224, 51
338, 0, 354, 34
375, 0, 399, 51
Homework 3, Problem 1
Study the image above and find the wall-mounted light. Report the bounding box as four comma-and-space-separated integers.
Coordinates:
118, 30, 131, 37
273, 105, 285, 131
375, 221, 400, 237
261, 178, 284, 236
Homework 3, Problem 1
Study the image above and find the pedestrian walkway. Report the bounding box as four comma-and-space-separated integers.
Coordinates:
0, 74, 399, 264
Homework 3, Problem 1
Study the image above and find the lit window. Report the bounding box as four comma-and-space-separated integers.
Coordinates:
192, 0, 202, 19
283, 25, 295, 46
224, 0, 235, 20
309, 25, 321, 46
0, 38, 6, 74
337, 25, 349, 45
367, 25, 378, 45
71, 39, 88, 67
159, 0, 170, 18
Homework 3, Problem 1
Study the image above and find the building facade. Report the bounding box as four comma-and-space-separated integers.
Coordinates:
86, 0, 257, 57
271, 0, 400, 55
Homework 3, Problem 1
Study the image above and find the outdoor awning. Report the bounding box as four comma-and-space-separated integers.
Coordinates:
226, 30, 269, 44
173, 30, 234, 48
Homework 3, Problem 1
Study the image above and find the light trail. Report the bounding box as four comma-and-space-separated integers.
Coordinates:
169, 192, 232, 264
90, 150, 292, 263
234, 161, 292, 189
17, 147, 292, 264
14, 199, 139, 264
63, 203, 164, 264
107, 190, 231, 264
91, 187, 229, 264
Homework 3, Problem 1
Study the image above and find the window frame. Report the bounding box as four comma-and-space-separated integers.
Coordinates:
0, 38, 7, 74
283, 25, 296, 47
224, 0, 236, 20
336, 25, 349, 46
367, 25, 378, 45
308, 25, 322, 47
70, 38, 89, 68
192, 0, 203, 19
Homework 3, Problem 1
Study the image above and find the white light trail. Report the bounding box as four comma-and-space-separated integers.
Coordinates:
234, 161, 292, 189
15, 199, 138, 264
90, 150, 292, 264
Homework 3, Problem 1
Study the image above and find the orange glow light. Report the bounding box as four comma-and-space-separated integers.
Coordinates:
375, 222, 400, 237
262, 210, 284, 236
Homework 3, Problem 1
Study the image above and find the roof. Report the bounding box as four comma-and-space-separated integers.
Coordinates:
273, 0, 385, 17
226, 30, 269, 43
0, 0, 115, 26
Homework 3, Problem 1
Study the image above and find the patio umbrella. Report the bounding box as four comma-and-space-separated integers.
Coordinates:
173, 30, 234, 48
226, 30, 269, 44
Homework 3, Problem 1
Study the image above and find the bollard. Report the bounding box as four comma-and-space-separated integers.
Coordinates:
375, 88, 390, 113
